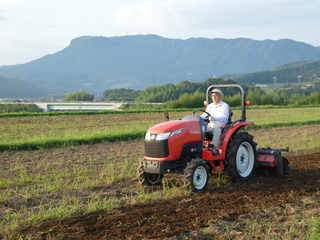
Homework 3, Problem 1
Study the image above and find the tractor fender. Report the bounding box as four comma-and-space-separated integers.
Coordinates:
219, 121, 254, 159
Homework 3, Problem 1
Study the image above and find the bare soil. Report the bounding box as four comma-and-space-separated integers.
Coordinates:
17, 150, 320, 239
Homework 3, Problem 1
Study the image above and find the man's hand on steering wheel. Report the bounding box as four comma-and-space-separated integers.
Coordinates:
192, 109, 211, 124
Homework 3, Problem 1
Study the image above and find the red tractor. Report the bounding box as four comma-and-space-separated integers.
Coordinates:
138, 84, 290, 192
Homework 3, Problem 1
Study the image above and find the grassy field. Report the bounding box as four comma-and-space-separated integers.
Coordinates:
0, 107, 319, 238
0, 107, 319, 151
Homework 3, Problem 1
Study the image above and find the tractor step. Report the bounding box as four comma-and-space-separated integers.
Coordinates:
202, 150, 223, 160
212, 167, 223, 172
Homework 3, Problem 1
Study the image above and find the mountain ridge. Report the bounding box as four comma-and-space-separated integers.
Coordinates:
1, 34, 320, 98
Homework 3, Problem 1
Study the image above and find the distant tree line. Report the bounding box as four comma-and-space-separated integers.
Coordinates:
103, 88, 141, 101
0, 104, 42, 113
63, 91, 94, 102
135, 78, 240, 103
163, 87, 320, 108
118, 78, 320, 109
62, 78, 320, 109
246, 88, 320, 105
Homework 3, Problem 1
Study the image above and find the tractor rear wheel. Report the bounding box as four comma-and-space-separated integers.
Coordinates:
184, 158, 210, 192
137, 161, 163, 186
226, 132, 257, 182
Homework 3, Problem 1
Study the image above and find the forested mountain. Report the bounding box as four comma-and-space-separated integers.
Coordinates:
0, 34, 320, 98
233, 60, 320, 85
0, 75, 49, 99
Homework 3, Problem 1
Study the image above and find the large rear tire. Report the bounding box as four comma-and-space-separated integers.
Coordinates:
184, 158, 210, 192
137, 161, 163, 186
226, 132, 257, 182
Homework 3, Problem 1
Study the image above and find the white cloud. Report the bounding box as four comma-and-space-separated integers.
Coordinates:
113, 0, 320, 43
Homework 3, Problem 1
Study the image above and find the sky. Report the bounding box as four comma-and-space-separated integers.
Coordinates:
1, 0, 320, 66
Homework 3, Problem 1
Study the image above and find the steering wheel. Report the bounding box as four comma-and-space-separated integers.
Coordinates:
192, 109, 211, 123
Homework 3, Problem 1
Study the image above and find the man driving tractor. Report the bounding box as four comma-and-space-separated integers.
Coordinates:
201, 88, 230, 155
139, 84, 289, 192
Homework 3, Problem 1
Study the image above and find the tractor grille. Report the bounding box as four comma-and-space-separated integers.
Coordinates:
144, 140, 169, 158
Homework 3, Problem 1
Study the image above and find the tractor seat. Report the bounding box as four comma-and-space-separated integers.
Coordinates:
227, 110, 233, 124
221, 110, 233, 133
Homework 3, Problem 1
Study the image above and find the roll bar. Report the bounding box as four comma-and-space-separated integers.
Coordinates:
205, 84, 247, 122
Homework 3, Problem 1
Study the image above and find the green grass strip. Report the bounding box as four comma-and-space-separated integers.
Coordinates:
0, 120, 319, 152
250, 119, 320, 129
1, 105, 319, 118
0, 132, 145, 152
0, 109, 191, 118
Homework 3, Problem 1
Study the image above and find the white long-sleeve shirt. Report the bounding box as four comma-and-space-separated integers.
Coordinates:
202, 100, 229, 124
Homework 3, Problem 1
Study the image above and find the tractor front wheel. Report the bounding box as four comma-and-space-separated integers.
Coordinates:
226, 132, 257, 182
184, 158, 210, 192
137, 161, 163, 186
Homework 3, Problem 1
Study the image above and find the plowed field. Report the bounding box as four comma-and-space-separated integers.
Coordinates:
17, 150, 320, 239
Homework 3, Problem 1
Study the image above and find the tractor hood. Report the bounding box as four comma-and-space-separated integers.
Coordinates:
145, 119, 204, 160
147, 120, 201, 134
145, 119, 203, 142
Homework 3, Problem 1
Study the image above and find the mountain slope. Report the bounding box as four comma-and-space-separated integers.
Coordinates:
233, 60, 320, 85
0, 35, 320, 97
0, 75, 49, 98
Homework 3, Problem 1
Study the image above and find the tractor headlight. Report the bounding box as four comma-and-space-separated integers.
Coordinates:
156, 131, 171, 140
145, 131, 172, 140
145, 131, 176, 141
145, 132, 151, 140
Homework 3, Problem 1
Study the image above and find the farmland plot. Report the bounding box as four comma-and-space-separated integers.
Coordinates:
0, 107, 319, 150
0, 108, 319, 239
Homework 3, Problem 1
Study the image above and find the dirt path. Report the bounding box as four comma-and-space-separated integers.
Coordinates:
19, 152, 320, 239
